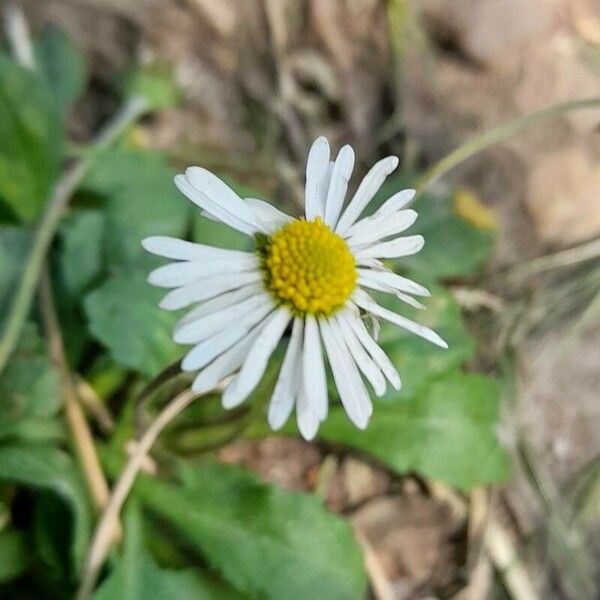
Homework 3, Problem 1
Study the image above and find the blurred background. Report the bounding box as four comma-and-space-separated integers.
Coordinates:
1, 1, 599, 599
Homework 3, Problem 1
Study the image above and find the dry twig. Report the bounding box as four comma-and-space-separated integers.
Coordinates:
38, 267, 113, 518
72, 375, 115, 434
485, 518, 541, 600
76, 380, 229, 600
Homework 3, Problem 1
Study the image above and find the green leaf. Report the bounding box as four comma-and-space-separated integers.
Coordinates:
370, 177, 494, 280
319, 371, 510, 490
34, 26, 86, 119
83, 149, 190, 269
0, 227, 31, 329
377, 285, 475, 399
58, 209, 106, 297
0, 445, 92, 570
94, 500, 243, 600
84, 271, 180, 375
0, 54, 63, 221
0, 528, 30, 583
0, 322, 63, 444
137, 461, 367, 600
123, 64, 180, 110
405, 191, 494, 280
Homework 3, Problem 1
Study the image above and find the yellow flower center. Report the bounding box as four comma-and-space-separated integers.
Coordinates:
260, 217, 357, 316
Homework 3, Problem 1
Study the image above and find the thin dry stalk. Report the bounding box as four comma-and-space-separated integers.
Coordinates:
76, 380, 228, 600
485, 518, 541, 600
73, 375, 115, 434
353, 527, 396, 600
39, 267, 113, 518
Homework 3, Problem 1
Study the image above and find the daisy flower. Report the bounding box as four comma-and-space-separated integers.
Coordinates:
142, 137, 447, 440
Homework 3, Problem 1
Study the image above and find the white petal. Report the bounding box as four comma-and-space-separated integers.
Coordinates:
142, 236, 252, 261
302, 315, 328, 421
174, 284, 264, 330
356, 275, 424, 309
333, 313, 386, 396
199, 209, 220, 223
324, 145, 355, 228
175, 174, 256, 236
268, 318, 304, 430
320, 319, 371, 429
340, 309, 401, 390
346, 210, 418, 247
191, 320, 268, 394
373, 189, 416, 218
184, 167, 263, 230
246, 198, 293, 233
355, 235, 424, 261
357, 269, 430, 297
160, 271, 262, 311
296, 385, 320, 441
174, 294, 271, 344
353, 289, 448, 348
182, 327, 252, 372
148, 255, 258, 288
222, 308, 291, 408
335, 156, 399, 235
357, 275, 426, 309
357, 257, 384, 270
395, 292, 426, 310
305, 137, 331, 220
181, 302, 273, 371
318, 161, 334, 217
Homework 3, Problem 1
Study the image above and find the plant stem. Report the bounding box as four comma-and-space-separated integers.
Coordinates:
38, 267, 116, 522
73, 374, 115, 435
416, 97, 600, 194
75, 381, 229, 600
505, 237, 600, 282
0, 95, 147, 374
3, 2, 35, 68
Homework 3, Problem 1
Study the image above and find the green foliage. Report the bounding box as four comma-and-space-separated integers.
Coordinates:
58, 209, 106, 298
0, 529, 30, 583
0, 54, 63, 221
123, 64, 180, 110
82, 148, 190, 269
403, 191, 494, 280
137, 461, 367, 600
0, 229, 64, 441
84, 272, 180, 376
77, 149, 190, 373
0, 323, 63, 444
34, 25, 87, 119
0, 445, 92, 570
377, 285, 475, 398
370, 176, 495, 280
94, 501, 243, 600
0, 227, 31, 327
319, 372, 509, 491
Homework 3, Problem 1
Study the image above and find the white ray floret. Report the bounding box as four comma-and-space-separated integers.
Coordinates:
143, 136, 448, 440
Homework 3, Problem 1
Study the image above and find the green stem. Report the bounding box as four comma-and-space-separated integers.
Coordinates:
0, 95, 147, 374
417, 97, 600, 194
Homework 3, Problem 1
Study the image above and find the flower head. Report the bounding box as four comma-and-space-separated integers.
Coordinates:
143, 137, 447, 440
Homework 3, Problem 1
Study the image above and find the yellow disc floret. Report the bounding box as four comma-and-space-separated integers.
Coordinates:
259, 217, 357, 316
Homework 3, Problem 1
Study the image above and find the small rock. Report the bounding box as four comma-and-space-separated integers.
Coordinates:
526, 146, 600, 245
342, 457, 391, 506
352, 494, 460, 590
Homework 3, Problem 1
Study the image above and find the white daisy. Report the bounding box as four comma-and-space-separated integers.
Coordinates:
142, 137, 448, 440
